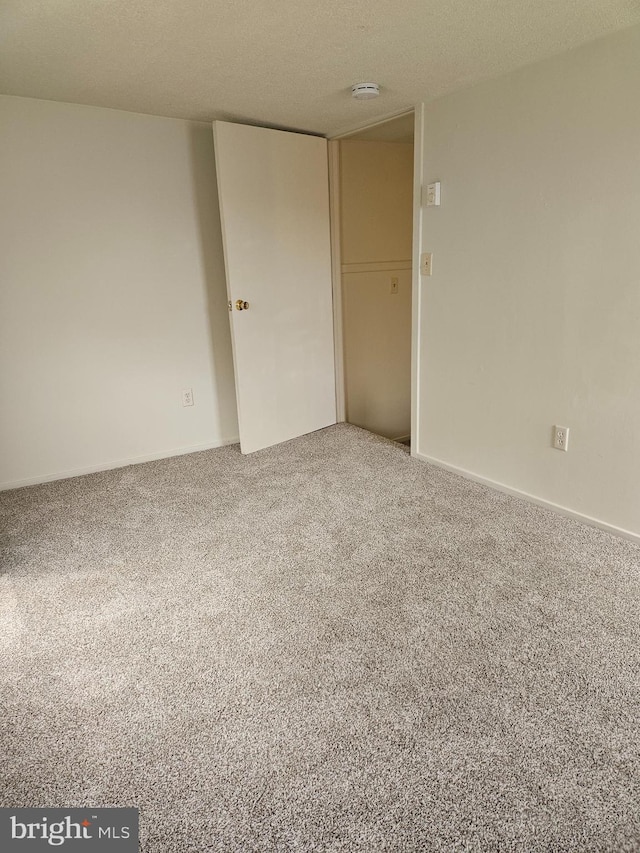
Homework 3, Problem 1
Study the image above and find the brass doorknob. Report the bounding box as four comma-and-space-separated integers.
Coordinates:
235, 299, 249, 311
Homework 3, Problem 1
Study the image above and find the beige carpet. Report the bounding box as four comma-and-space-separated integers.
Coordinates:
1, 424, 639, 851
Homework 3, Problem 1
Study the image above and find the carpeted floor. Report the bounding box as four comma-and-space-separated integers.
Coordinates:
1, 424, 639, 852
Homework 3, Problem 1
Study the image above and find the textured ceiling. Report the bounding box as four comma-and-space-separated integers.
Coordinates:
1, 1, 639, 137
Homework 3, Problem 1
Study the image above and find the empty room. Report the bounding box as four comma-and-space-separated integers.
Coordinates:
1, 2, 639, 851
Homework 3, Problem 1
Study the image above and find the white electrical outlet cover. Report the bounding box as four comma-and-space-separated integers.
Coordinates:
553, 425, 569, 451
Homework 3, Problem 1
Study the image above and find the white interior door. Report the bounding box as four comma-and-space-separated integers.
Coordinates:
213, 121, 336, 454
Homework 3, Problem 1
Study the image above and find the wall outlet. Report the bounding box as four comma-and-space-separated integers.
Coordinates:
420, 252, 433, 276
390, 276, 399, 294
182, 388, 194, 407
552, 425, 569, 451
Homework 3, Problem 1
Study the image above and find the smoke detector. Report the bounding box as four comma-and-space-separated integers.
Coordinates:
351, 82, 380, 100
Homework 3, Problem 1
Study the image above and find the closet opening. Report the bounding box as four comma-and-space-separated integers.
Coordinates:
330, 111, 415, 448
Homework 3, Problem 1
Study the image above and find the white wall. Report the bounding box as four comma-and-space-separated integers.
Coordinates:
418, 24, 640, 537
0, 96, 238, 488
340, 140, 413, 440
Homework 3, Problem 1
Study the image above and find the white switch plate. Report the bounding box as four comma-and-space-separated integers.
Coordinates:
420, 252, 433, 276
426, 181, 441, 206
390, 276, 399, 294
182, 388, 194, 407
552, 425, 569, 451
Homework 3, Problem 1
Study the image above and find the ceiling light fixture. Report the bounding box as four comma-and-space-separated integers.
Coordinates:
351, 82, 380, 100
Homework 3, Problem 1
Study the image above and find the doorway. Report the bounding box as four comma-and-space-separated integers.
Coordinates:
330, 112, 415, 446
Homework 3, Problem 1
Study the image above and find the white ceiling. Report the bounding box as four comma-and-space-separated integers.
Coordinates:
1, 1, 639, 137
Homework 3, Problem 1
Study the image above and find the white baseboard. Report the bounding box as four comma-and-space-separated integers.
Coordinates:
393, 434, 411, 443
0, 437, 240, 492
413, 451, 640, 545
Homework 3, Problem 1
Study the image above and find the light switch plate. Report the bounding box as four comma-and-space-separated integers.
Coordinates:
420, 252, 433, 276
426, 182, 441, 206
